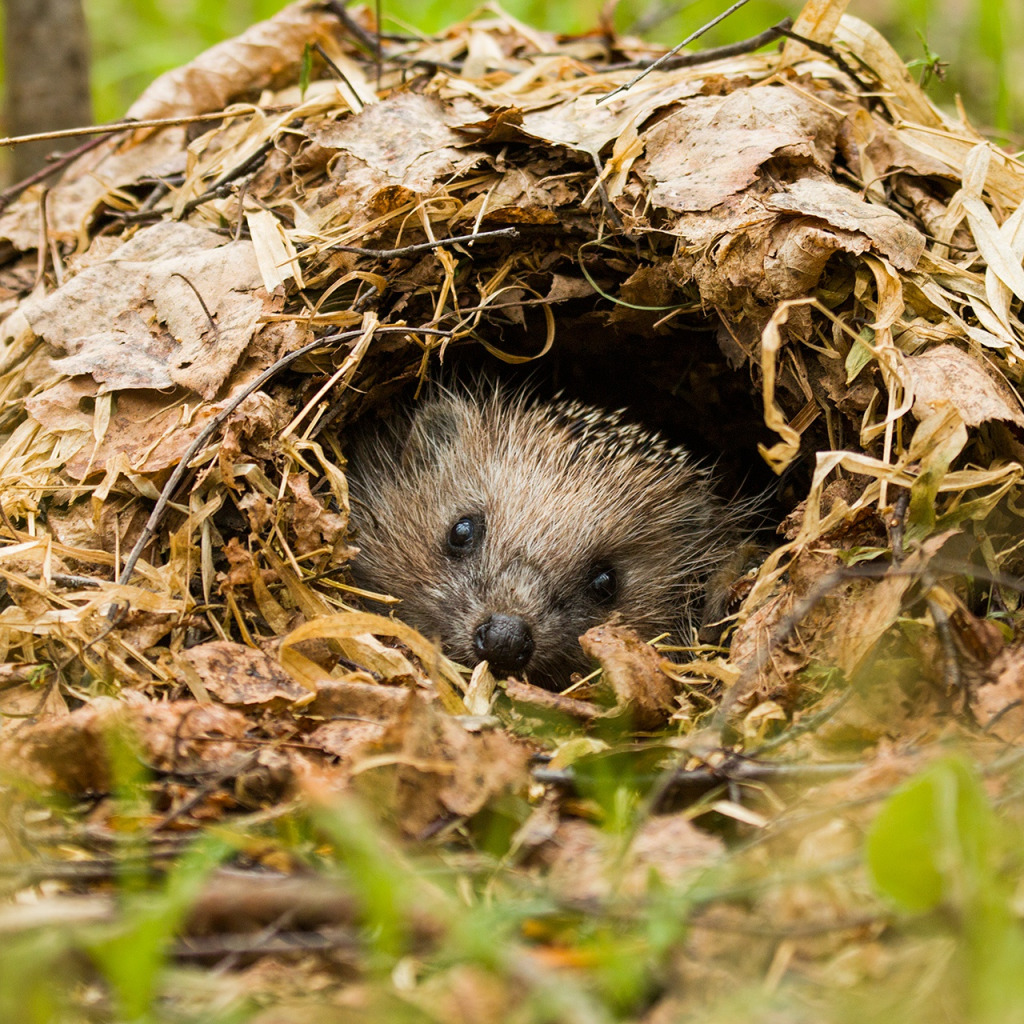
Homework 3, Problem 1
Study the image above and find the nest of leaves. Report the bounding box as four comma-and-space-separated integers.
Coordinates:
2, 0, 1024, 1016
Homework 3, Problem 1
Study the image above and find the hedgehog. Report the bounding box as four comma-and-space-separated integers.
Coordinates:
344, 386, 750, 690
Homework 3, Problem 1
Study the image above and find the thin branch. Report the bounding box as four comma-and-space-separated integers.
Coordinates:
145, 751, 261, 838
375, 0, 383, 89
178, 127, 293, 217
605, 18, 792, 73
0, 108, 285, 150
51, 573, 104, 589
710, 565, 860, 731
0, 108, 291, 214
0, 133, 109, 213
321, 0, 380, 54
708, 552, 1024, 733
886, 488, 910, 563
174, 926, 361, 963
773, 25, 874, 91
601, 0, 756, 102
532, 758, 860, 799
313, 41, 345, 81
326, 226, 521, 258
116, 324, 453, 586
169, 273, 218, 335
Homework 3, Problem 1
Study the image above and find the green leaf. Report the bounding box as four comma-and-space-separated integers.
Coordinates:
86, 834, 232, 1021
845, 330, 875, 383
299, 42, 313, 98
866, 758, 992, 913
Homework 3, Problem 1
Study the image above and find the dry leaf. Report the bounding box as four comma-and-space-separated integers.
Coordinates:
905, 343, 1024, 427
351, 692, 531, 836
182, 641, 309, 708
21, 222, 265, 400
580, 624, 677, 730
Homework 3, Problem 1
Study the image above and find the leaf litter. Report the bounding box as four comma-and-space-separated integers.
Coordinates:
1, 0, 1024, 1019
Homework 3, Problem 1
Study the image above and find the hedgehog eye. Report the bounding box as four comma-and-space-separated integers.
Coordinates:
588, 564, 617, 605
446, 515, 482, 556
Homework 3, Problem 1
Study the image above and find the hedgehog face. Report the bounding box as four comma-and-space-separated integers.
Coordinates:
426, 506, 627, 683
346, 389, 735, 690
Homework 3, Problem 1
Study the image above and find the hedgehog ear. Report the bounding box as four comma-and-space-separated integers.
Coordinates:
399, 401, 461, 470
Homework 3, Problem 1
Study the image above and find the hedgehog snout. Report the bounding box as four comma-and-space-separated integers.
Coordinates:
473, 614, 535, 676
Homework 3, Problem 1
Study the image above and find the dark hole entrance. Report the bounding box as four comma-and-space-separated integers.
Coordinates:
375, 310, 809, 528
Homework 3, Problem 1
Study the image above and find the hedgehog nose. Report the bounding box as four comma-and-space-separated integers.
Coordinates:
473, 614, 534, 676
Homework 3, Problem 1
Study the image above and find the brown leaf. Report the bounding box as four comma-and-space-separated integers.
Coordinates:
302, 680, 414, 767
181, 642, 309, 709
975, 644, 1024, 742
449, 105, 527, 144
22, 222, 265, 400
351, 692, 530, 836
44, 388, 227, 480
767, 174, 925, 270
503, 679, 605, 721
641, 89, 838, 214
545, 815, 723, 902
579, 624, 676, 730
306, 678, 416, 719
0, 135, 188, 252
0, 674, 67, 722
285, 473, 349, 556
905, 344, 1024, 427
315, 92, 477, 191
0, 697, 251, 793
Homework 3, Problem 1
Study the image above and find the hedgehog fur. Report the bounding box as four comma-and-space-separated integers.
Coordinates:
345, 386, 747, 690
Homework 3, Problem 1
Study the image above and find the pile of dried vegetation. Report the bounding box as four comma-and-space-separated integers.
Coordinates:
2, 0, 1024, 1020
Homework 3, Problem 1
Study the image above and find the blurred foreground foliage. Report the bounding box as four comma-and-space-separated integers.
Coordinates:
5, 743, 1024, 1024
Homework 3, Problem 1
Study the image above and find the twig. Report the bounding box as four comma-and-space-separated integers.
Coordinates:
587, 153, 629, 236
116, 324, 453, 586
174, 926, 361, 963
690, 909, 885, 938
709, 564, 873, 730
601, 0, 755, 102
145, 750, 261, 838
375, 0, 383, 89
169, 273, 218, 335
320, 0, 466, 77
605, 19, 792, 72
626, 1, 688, 37
885, 487, 910, 564
321, 0, 380, 54
532, 757, 859, 800
327, 226, 521, 258
506, 679, 606, 721
0, 133, 109, 213
313, 41, 345, 81
382, 52, 466, 76
752, 688, 855, 755
321, 0, 462, 74
51, 573, 104, 589
773, 25, 874, 91
0, 845, 192, 888
708, 552, 1024, 733
0, 108, 291, 215
178, 130, 288, 217
925, 588, 963, 701
0, 109, 284, 150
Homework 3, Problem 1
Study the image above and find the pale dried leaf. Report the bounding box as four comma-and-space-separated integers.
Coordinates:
22, 222, 265, 400
182, 641, 309, 708
905, 344, 1024, 427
